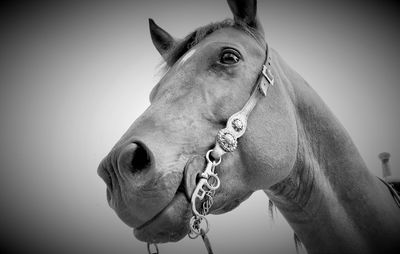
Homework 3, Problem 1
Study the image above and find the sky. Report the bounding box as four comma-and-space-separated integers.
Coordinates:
0, 0, 399, 253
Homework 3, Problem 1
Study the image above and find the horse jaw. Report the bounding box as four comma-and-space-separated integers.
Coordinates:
133, 193, 192, 243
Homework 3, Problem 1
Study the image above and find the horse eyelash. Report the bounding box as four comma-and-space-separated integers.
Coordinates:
220, 48, 243, 61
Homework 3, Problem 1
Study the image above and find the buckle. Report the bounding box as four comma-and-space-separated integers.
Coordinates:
262, 65, 274, 86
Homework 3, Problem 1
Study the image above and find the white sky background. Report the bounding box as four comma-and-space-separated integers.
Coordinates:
0, 0, 399, 253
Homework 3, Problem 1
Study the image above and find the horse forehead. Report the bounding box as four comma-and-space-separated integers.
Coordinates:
197, 28, 264, 59
176, 28, 262, 70
178, 48, 197, 66
178, 29, 252, 64
152, 28, 263, 103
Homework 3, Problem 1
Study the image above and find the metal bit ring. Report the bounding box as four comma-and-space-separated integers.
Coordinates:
206, 150, 221, 166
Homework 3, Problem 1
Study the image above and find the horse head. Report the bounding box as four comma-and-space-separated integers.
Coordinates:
98, 0, 298, 244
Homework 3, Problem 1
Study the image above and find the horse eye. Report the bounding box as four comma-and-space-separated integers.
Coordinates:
220, 49, 241, 65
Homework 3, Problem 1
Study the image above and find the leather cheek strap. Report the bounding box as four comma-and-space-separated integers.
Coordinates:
211, 44, 275, 160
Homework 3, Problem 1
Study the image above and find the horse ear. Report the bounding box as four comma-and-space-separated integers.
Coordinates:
149, 18, 177, 57
227, 0, 262, 31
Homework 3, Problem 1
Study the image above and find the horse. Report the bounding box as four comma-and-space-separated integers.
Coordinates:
97, 0, 400, 253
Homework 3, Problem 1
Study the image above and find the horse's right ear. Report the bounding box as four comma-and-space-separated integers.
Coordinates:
149, 19, 177, 57
227, 0, 262, 32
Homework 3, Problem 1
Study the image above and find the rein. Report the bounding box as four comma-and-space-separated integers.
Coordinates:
146, 43, 275, 254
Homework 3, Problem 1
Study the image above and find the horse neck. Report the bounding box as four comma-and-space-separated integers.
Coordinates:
265, 50, 400, 253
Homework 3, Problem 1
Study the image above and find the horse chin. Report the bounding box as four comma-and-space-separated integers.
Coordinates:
211, 191, 253, 215
133, 192, 192, 243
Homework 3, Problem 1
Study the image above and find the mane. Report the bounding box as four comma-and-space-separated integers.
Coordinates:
159, 18, 265, 73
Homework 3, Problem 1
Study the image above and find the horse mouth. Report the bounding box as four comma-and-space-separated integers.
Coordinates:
98, 154, 206, 243
133, 184, 192, 243
133, 157, 206, 243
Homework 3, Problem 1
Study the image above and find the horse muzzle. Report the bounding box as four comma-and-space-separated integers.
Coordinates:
98, 140, 197, 242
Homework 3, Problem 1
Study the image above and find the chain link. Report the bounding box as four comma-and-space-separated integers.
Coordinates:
147, 243, 159, 254
189, 151, 221, 239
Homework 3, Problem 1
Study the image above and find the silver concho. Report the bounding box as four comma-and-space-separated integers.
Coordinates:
217, 130, 237, 152
232, 118, 244, 132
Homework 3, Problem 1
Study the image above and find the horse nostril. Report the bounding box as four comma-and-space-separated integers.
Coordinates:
118, 142, 152, 173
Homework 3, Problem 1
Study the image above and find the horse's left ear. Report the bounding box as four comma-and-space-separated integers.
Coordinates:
149, 18, 177, 57
227, 0, 263, 33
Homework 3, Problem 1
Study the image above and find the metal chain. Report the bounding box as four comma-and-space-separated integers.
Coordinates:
189, 150, 221, 239
147, 243, 159, 254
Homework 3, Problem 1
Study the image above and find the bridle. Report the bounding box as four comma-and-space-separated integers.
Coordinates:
147, 43, 275, 254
